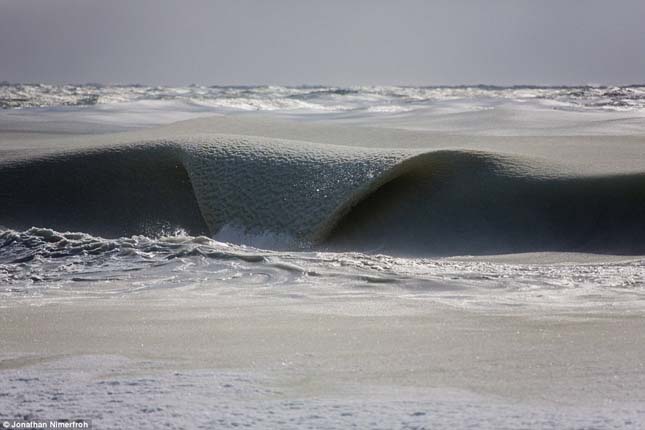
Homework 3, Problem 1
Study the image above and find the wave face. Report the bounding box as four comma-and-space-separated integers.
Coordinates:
1, 134, 644, 256
0, 144, 209, 238
3, 83, 645, 113
326, 152, 645, 255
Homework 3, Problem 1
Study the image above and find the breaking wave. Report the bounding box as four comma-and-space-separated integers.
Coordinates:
1, 134, 644, 256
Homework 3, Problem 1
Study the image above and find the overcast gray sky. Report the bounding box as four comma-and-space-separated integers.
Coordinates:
1, 0, 644, 86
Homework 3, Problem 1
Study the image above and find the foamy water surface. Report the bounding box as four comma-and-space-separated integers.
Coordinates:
2, 227, 644, 312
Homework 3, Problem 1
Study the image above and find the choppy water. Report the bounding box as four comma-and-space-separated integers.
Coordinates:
2, 83, 645, 113
2, 227, 644, 311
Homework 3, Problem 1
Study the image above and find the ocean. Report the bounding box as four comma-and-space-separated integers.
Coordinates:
1, 84, 645, 429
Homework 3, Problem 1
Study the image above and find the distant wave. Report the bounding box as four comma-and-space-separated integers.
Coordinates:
2, 83, 645, 113
1, 134, 644, 256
